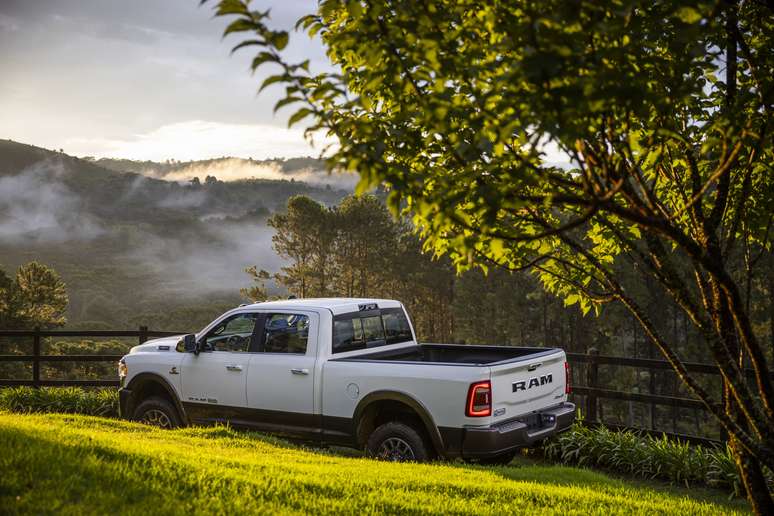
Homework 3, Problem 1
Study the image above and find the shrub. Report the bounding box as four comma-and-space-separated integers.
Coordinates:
541, 424, 773, 497
0, 386, 118, 417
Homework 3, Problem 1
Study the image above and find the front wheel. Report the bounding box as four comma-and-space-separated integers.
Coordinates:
133, 396, 181, 429
366, 422, 430, 462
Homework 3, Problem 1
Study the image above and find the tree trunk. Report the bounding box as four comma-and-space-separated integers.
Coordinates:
730, 433, 774, 513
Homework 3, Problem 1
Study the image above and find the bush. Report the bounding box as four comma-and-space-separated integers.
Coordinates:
0, 386, 118, 417
541, 424, 773, 497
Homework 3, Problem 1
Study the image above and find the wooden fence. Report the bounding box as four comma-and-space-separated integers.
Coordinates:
568, 347, 774, 445
2, 330, 771, 445
0, 328, 181, 387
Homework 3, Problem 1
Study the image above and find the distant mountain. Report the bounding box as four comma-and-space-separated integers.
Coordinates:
0, 139, 352, 329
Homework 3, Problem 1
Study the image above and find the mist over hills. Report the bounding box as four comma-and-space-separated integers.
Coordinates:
0, 139, 353, 329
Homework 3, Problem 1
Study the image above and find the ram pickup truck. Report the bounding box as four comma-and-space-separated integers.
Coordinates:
118, 298, 574, 463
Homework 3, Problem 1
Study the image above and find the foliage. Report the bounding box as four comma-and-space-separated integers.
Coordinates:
211, 0, 774, 509
542, 424, 774, 497
0, 262, 68, 329
241, 266, 272, 302
0, 412, 747, 514
0, 387, 118, 417
264, 194, 457, 341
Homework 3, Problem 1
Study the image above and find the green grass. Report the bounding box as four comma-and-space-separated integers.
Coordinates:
0, 386, 118, 417
0, 412, 748, 515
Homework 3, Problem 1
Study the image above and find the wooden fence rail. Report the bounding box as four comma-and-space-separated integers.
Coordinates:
0, 327, 182, 387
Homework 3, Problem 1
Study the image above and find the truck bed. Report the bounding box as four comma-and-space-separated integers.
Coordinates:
335, 343, 560, 366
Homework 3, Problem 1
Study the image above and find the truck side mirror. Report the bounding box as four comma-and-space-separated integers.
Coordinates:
176, 334, 199, 355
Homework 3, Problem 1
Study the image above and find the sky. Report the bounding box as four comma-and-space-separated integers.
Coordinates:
0, 0, 331, 161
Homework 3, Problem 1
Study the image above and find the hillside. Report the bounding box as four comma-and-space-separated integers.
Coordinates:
0, 140, 352, 329
0, 413, 746, 515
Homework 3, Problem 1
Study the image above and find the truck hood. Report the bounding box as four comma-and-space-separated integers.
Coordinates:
129, 335, 184, 354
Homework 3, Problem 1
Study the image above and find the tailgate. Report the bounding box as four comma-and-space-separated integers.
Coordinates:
489, 349, 567, 424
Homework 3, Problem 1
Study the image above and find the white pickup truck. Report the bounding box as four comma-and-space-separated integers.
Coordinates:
118, 298, 574, 463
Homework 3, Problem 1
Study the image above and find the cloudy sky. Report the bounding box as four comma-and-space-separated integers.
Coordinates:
0, 0, 330, 161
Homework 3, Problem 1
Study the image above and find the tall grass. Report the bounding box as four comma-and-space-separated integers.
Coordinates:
542, 424, 772, 497
0, 386, 118, 417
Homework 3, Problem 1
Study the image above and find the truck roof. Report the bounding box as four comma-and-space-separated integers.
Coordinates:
243, 297, 403, 316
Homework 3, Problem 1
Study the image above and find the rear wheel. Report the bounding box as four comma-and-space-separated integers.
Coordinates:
366, 421, 430, 462
133, 396, 181, 429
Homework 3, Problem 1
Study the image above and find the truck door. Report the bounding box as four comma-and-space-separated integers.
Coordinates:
245, 311, 318, 439
179, 312, 257, 423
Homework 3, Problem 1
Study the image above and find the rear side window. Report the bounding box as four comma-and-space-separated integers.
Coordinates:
261, 313, 309, 354
332, 307, 413, 354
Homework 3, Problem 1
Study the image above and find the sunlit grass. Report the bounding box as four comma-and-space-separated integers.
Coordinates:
0, 412, 748, 515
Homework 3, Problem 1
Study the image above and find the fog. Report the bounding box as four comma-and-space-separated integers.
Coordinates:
0, 159, 287, 299
139, 157, 360, 190
0, 161, 104, 243
127, 219, 283, 296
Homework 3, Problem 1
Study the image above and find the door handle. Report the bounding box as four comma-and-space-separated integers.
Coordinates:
290, 368, 309, 375
225, 365, 243, 372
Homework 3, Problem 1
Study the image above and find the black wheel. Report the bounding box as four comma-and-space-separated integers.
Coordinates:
366, 421, 430, 462
465, 449, 518, 466
133, 396, 181, 429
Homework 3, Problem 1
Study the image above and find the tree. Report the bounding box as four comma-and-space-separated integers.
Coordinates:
241, 266, 272, 302
334, 194, 397, 297
213, 2, 774, 510
0, 262, 68, 329
269, 195, 335, 297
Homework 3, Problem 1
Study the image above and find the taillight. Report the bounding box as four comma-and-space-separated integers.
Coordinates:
565, 361, 571, 394
466, 381, 491, 417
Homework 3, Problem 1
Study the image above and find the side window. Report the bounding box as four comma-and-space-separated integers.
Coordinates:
262, 313, 309, 354
203, 313, 258, 352
382, 308, 413, 345
333, 318, 361, 353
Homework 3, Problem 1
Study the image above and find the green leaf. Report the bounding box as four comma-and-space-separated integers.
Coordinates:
675, 7, 702, 24
259, 74, 286, 92
215, 0, 248, 16
223, 18, 256, 37
274, 96, 303, 113
251, 52, 278, 72
288, 108, 313, 127
273, 31, 290, 51
230, 39, 266, 55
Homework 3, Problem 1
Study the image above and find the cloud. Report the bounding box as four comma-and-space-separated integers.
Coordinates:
0, 13, 19, 32
64, 120, 336, 162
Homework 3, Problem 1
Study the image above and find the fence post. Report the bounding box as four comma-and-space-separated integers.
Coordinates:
586, 347, 599, 422
139, 325, 148, 344
32, 326, 41, 387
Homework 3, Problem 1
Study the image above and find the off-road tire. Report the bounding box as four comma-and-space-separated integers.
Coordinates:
133, 396, 181, 429
366, 421, 430, 462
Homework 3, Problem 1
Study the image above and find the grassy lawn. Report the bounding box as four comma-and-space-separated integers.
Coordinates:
0, 412, 748, 515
